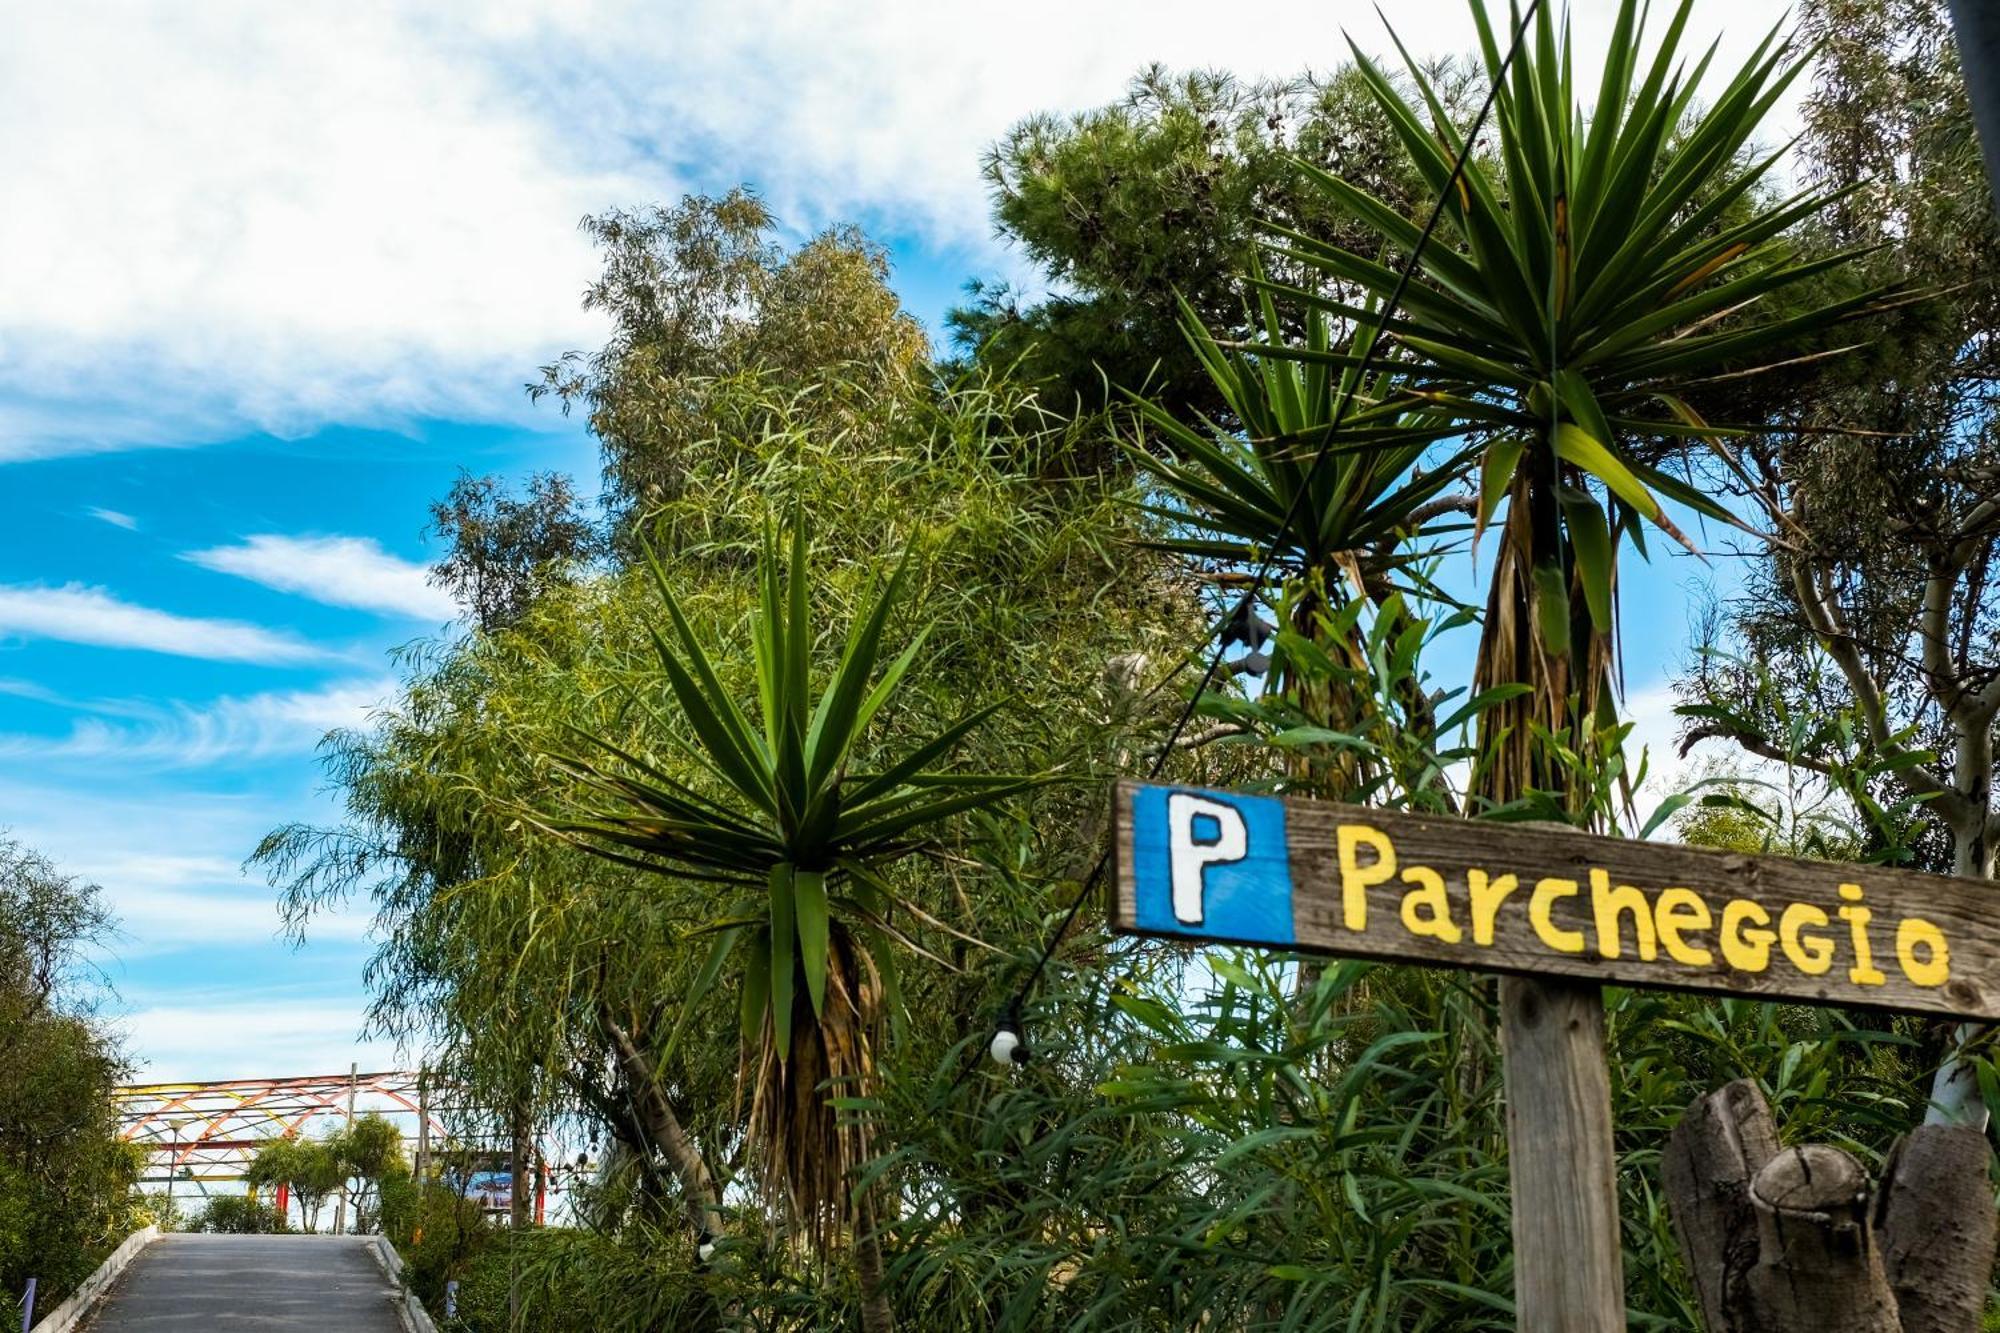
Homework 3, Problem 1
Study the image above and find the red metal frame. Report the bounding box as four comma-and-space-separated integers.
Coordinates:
114, 1070, 445, 1187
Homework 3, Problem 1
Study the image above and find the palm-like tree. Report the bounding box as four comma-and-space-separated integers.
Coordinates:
534, 514, 1035, 1330
1131, 295, 1473, 796
1259, 0, 1905, 811
1230, 1, 1906, 1320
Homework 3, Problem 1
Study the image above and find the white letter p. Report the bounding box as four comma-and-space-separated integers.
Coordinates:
1167, 793, 1248, 925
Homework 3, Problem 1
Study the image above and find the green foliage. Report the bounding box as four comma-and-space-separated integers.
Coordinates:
268, 3, 1967, 1320
193, 1195, 291, 1235
246, 1137, 345, 1232
390, 1178, 494, 1314
960, 65, 1459, 418
0, 838, 143, 1310
533, 191, 930, 529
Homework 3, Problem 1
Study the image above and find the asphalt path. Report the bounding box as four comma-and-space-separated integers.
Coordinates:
83, 1234, 407, 1332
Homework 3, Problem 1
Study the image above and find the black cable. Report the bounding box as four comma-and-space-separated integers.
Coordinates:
958, 0, 1543, 1092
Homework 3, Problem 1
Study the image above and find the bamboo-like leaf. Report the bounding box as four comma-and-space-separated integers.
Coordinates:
666, 925, 743, 1060
739, 931, 770, 1049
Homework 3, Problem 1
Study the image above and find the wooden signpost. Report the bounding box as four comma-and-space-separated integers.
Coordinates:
1109, 781, 2000, 1330
1112, 781, 1999, 1021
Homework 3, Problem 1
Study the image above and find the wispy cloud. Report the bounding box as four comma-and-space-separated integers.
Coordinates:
0, 0, 1802, 459
185, 534, 456, 621
119, 995, 396, 1081
0, 676, 393, 767
0, 583, 331, 664
88, 506, 137, 529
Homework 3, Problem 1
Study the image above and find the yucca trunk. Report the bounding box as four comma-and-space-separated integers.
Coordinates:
746, 922, 892, 1326
1475, 467, 1615, 813
1277, 565, 1374, 801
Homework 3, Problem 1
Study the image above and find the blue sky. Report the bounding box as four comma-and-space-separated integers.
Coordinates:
0, 0, 1788, 1081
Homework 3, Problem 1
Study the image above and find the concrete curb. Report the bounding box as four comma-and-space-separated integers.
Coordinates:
30, 1225, 161, 1332
367, 1236, 439, 1333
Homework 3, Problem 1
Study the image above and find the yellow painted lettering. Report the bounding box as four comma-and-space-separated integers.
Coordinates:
1896, 917, 1951, 987
1399, 866, 1462, 944
1530, 878, 1586, 954
1780, 903, 1835, 976
1653, 888, 1713, 966
1468, 870, 1519, 946
1591, 868, 1658, 961
1336, 825, 1396, 932
1720, 900, 1774, 972
1836, 885, 1886, 986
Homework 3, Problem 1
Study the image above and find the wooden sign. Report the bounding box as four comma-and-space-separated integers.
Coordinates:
1111, 780, 2000, 1020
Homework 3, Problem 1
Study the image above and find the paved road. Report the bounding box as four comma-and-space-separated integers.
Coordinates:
84, 1234, 407, 1332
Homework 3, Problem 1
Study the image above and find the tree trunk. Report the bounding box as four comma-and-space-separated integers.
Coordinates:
1877, 1124, 1998, 1333
1744, 1144, 1900, 1330
1661, 1078, 1779, 1333
510, 1100, 531, 1230
853, 1189, 895, 1333
602, 1013, 726, 1245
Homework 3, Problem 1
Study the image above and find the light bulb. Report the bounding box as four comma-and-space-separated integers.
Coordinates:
989, 1028, 1025, 1066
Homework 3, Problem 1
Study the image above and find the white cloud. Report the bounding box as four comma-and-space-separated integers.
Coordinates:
0, 583, 331, 664
0, 0, 1800, 457
88, 506, 138, 530
119, 997, 399, 1082
185, 534, 457, 621
0, 676, 394, 767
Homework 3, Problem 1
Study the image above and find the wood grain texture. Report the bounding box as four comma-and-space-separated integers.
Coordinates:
1662, 1079, 1779, 1333
1878, 1124, 1997, 1333
1499, 975, 1625, 1332
1746, 1146, 1900, 1330
1111, 782, 2000, 1019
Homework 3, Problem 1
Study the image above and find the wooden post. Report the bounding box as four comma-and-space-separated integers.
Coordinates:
332, 1061, 358, 1235
415, 1068, 430, 1188
1498, 974, 1625, 1330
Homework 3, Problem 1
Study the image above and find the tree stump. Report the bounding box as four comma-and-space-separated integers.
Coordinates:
1877, 1124, 1999, 1333
1662, 1079, 1997, 1332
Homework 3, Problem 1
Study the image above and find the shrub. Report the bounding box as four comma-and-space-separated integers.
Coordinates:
192, 1195, 290, 1235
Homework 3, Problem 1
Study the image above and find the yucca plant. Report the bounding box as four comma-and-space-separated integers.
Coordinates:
1131, 294, 1474, 797
532, 511, 1036, 1327
1257, 0, 1905, 813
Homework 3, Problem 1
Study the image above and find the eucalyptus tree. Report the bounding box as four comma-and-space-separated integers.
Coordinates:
1677, 0, 2000, 1125
532, 190, 930, 530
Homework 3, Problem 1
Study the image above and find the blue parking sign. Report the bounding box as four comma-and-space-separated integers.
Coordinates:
1127, 784, 1296, 947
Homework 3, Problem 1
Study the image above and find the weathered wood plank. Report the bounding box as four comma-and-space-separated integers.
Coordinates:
1111, 781, 2000, 1020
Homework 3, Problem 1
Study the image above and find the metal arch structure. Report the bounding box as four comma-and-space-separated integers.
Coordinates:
114, 1070, 446, 1189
